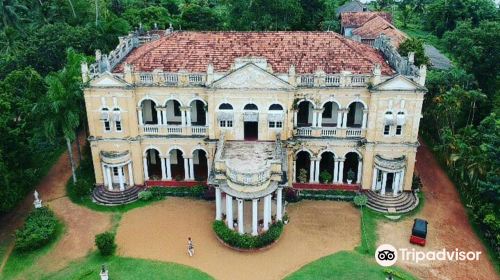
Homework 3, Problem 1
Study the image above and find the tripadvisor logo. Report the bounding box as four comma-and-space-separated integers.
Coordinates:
375, 244, 482, 266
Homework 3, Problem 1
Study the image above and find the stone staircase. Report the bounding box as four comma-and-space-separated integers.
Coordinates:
92, 185, 141, 206
365, 191, 419, 214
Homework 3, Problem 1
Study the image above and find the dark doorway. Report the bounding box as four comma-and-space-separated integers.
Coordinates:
295, 151, 311, 183
297, 102, 311, 127
193, 100, 206, 126
244, 121, 258, 141
386, 172, 394, 193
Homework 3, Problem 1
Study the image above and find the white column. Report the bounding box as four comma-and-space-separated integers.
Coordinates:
309, 159, 315, 183
342, 110, 348, 128
336, 111, 342, 128
165, 156, 172, 180
292, 160, 297, 183
356, 160, 363, 184
293, 111, 298, 127
189, 158, 195, 180
237, 199, 244, 234
333, 160, 339, 183
156, 108, 162, 125
372, 167, 378, 191
381, 172, 388, 195
160, 157, 167, 180
118, 166, 125, 191
393, 172, 400, 196
181, 109, 187, 126
263, 194, 271, 231
183, 157, 189, 180
399, 170, 405, 192
143, 156, 149, 180
215, 188, 222, 220
312, 110, 317, 128
186, 108, 192, 127
276, 188, 283, 221
137, 108, 143, 125
162, 108, 167, 125
128, 163, 134, 186
226, 194, 233, 229
314, 159, 320, 183
106, 166, 113, 190
252, 199, 258, 236
361, 109, 368, 129
317, 110, 323, 128
102, 163, 108, 186
338, 160, 345, 183
205, 110, 209, 127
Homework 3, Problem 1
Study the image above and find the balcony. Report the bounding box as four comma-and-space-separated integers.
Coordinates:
294, 127, 366, 138
139, 125, 208, 137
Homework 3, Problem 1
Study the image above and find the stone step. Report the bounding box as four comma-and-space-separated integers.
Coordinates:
366, 193, 414, 208
91, 186, 141, 206
95, 188, 140, 200
365, 191, 418, 214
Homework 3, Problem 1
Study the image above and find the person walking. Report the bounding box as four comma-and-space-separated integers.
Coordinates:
187, 237, 194, 257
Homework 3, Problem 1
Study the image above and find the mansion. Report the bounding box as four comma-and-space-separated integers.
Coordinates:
83, 29, 426, 235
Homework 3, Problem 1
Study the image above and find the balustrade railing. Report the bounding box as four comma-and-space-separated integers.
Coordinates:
226, 164, 271, 186
321, 127, 338, 137
296, 127, 312, 136
191, 126, 207, 135
346, 128, 363, 137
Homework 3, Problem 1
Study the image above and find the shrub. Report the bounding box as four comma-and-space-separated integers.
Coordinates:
213, 220, 284, 249
298, 168, 308, 183
353, 194, 368, 207
299, 189, 357, 201
71, 177, 93, 199
149, 186, 207, 199
347, 169, 356, 182
319, 170, 332, 183
138, 190, 153, 201
411, 175, 422, 191
15, 207, 59, 252
284, 188, 300, 203
95, 231, 116, 256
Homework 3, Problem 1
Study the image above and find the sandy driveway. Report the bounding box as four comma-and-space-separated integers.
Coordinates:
378, 141, 499, 280
116, 198, 360, 280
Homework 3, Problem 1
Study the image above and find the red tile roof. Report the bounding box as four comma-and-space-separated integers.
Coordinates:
114, 31, 394, 75
352, 16, 408, 47
341, 12, 392, 28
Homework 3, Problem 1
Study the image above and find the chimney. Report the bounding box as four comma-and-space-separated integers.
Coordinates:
124, 63, 133, 83
288, 65, 296, 86
206, 63, 214, 85
372, 64, 381, 85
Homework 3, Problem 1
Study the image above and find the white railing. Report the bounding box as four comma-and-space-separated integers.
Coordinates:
350, 75, 367, 86
164, 73, 179, 85
191, 126, 207, 135
300, 75, 314, 87
226, 164, 271, 186
139, 73, 153, 84
189, 74, 204, 85
346, 128, 362, 137
296, 127, 312, 136
142, 125, 159, 134
167, 126, 183, 134
325, 75, 341, 86
321, 127, 338, 137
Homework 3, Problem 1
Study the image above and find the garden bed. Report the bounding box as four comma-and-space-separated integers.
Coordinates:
212, 220, 284, 250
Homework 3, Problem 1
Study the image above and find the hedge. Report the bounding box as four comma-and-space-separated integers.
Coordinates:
95, 231, 116, 256
149, 186, 213, 200
298, 190, 357, 201
15, 207, 59, 252
213, 220, 283, 249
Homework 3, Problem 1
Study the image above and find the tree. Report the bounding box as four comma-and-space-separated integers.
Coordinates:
180, 3, 221, 30
0, 0, 28, 30
37, 49, 85, 183
398, 37, 430, 66
123, 6, 173, 30
399, 4, 412, 28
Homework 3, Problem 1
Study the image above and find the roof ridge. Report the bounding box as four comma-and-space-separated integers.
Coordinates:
335, 35, 381, 70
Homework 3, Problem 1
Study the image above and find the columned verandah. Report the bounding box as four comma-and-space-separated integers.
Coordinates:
371, 155, 407, 196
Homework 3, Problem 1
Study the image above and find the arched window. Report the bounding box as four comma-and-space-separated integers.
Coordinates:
113, 108, 122, 132
269, 104, 283, 111
100, 108, 111, 132
218, 103, 233, 110
244, 103, 258, 110
218, 103, 233, 128
383, 111, 394, 135
268, 104, 284, 129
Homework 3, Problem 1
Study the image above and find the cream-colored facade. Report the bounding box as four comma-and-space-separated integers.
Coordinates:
83, 31, 426, 214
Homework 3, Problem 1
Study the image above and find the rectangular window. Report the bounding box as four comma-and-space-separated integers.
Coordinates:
396, 125, 402, 135
115, 121, 122, 132
104, 121, 111, 131
220, 120, 233, 128
113, 167, 118, 176
276, 122, 283, 128
219, 120, 226, 127
383, 125, 390, 135
227, 120, 233, 127
269, 121, 276, 128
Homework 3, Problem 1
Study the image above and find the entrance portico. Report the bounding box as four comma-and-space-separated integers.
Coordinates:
100, 151, 135, 191
371, 155, 406, 196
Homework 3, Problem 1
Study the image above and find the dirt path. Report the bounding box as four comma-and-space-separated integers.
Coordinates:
116, 198, 360, 280
378, 140, 499, 280
0, 133, 112, 275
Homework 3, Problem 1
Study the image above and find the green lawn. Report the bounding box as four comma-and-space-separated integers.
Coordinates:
43, 253, 214, 280
284, 251, 417, 280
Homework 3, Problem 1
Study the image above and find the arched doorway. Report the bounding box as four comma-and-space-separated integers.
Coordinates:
297, 101, 314, 127
243, 103, 258, 141
192, 149, 208, 181
169, 149, 185, 181
190, 100, 206, 126
346, 102, 364, 128
141, 100, 159, 125
295, 151, 311, 183
319, 152, 335, 183
343, 152, 361, 184
145, 149, 161, 180
322, 102, 340, 127
165, 100, 182, 125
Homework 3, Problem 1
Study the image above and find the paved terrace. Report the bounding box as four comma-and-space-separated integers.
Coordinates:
221, 141, 276, 173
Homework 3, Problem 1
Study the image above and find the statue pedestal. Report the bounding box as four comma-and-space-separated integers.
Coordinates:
100, 271, 109, 280
34, 200, 42, 209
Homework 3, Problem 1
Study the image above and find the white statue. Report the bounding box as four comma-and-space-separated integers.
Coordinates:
100, 265, 109, 280
33, 190, 42, 208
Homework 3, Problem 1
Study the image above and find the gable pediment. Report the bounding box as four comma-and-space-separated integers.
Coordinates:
211, 63, 294, 90
90, 73, 129, 87
373, 75, 425, 91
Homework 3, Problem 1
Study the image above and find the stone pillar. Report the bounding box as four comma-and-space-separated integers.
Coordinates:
128, 163, 134, 186
189, 158, 195, 180
106, 166, 113, 190
393, 172, 400, 196
292, 160, 297, 183
160, 157, 167, 180
333, 159, 339, 183
226, 194, 233, 229
181, 109, 187, 126
362, 109, 368, 129
309, 159, 315, 183
118, 166, 125, 191
381, 172, 388, 195
263, 194, 271, 231
317, 109, 323, 128
336, 111, 342, 128
314, 159, 320, 183
156, 108, 162, 125
399, 169, 405, 192
293, 111, 298, 127
165, 156, 172, 180
276, 188, 283, 221
186, 108, 192, 127
338, 159, 345, 183
183, 157, 189, 180
312, 110, 317, 128
342, 110, 348, 128
143, 156, 149, 180
215, 188, 222, 220
252, 199, 258, 236
161, 108, 167, 126
237, 199, 244, 234
372, 167, 378, 191
137, 108, 143, 125
356, 160, 363, 184
102, 163, 108, 186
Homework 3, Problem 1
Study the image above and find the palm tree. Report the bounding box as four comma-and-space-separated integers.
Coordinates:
37, 49, 85, 183
0, 0, 27, 30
